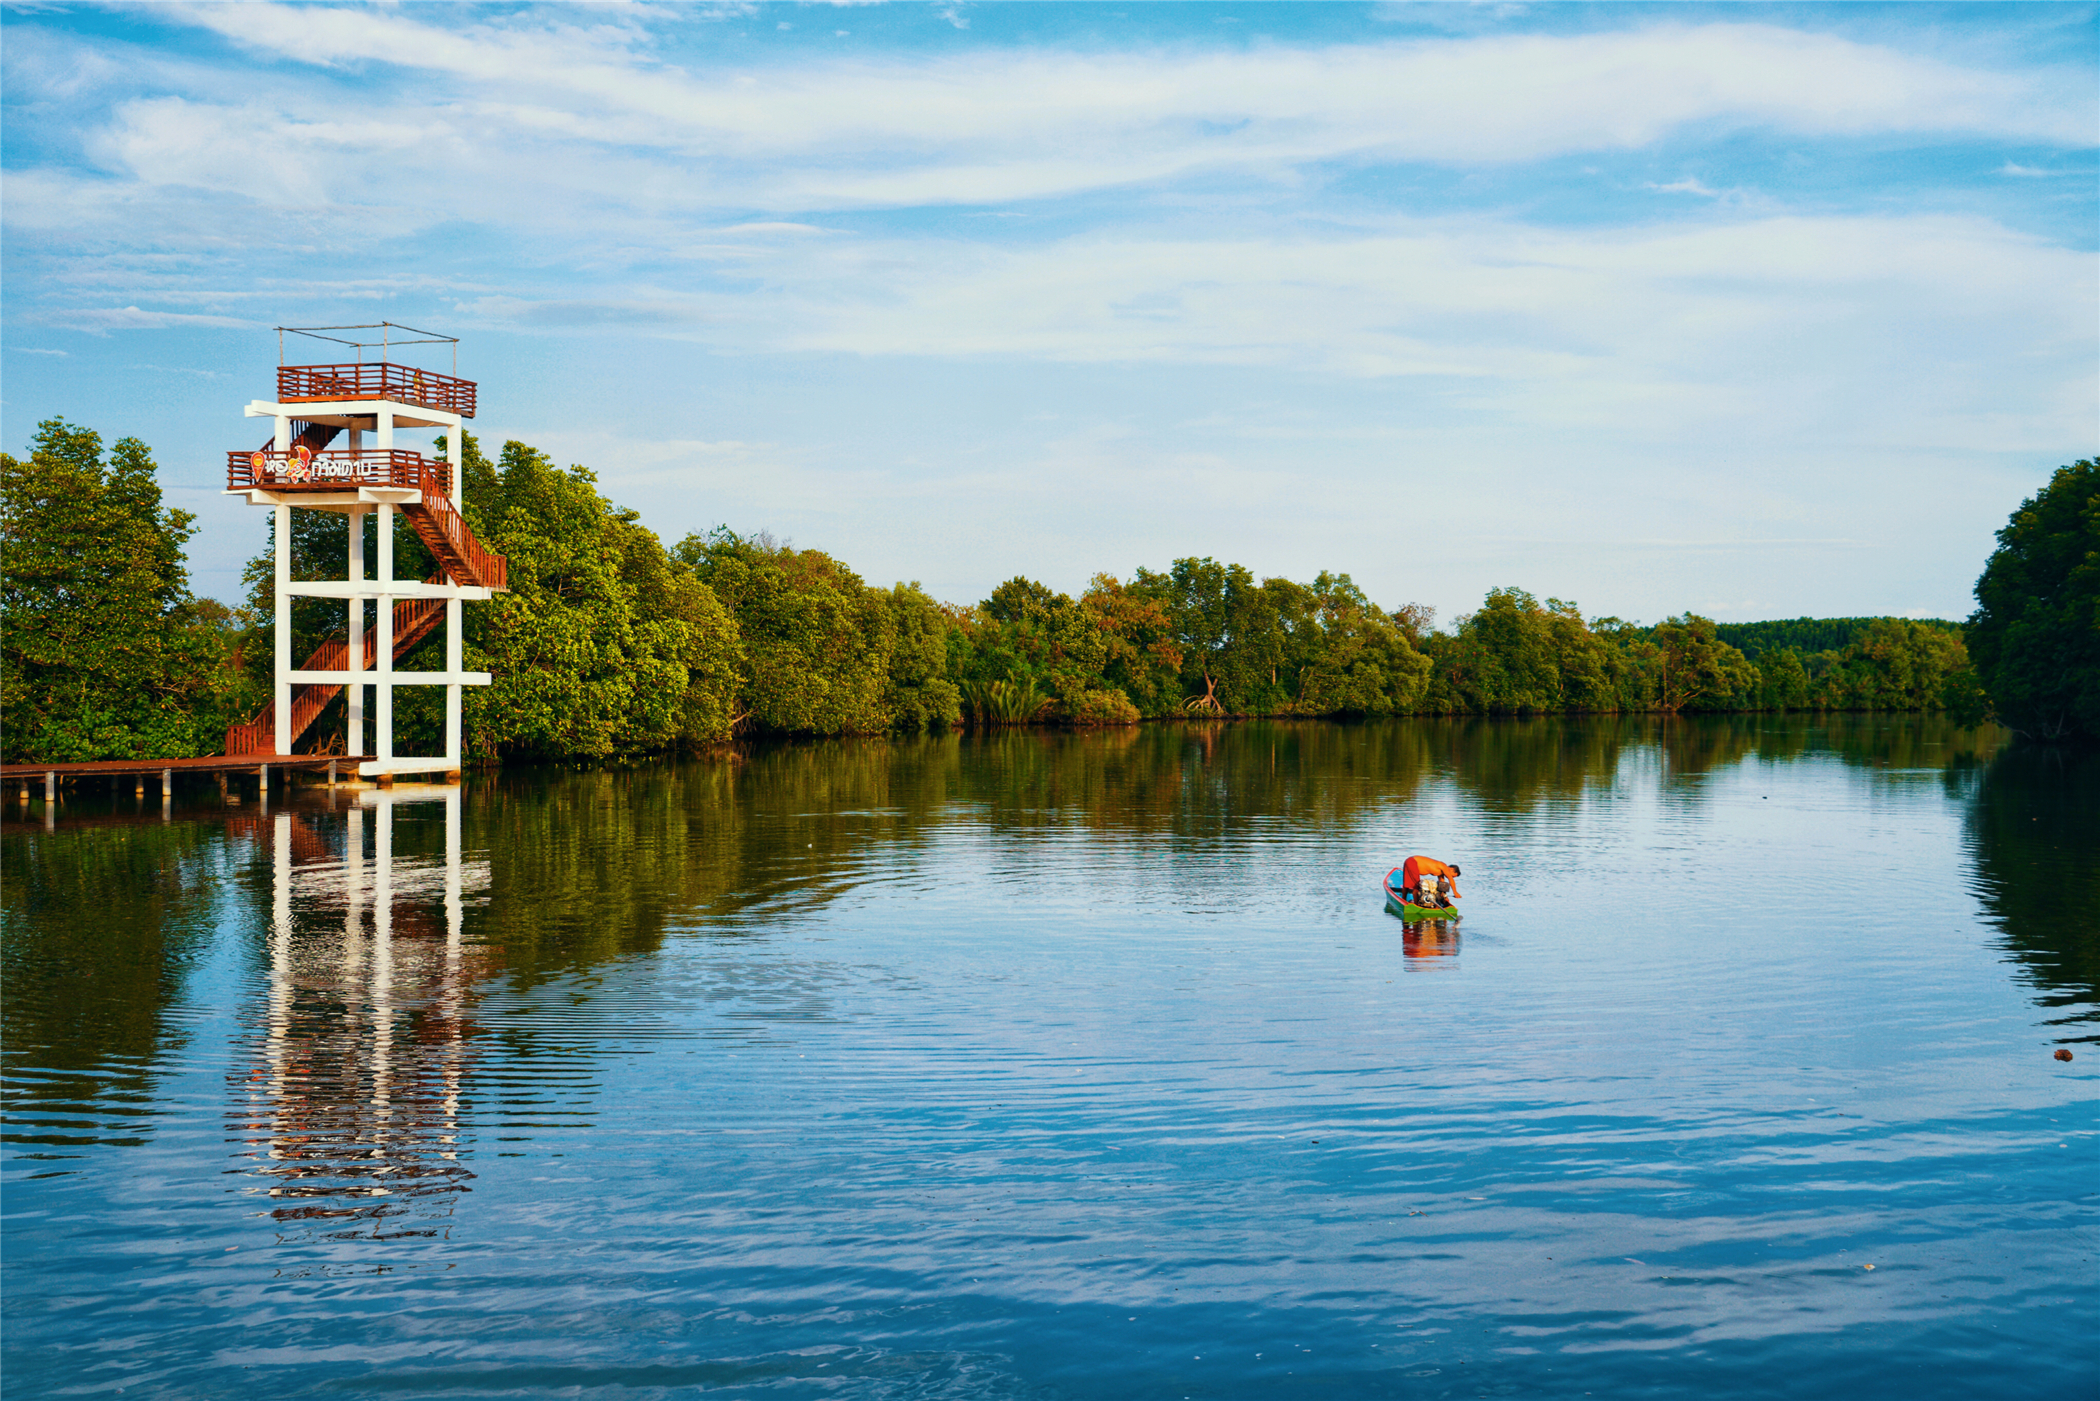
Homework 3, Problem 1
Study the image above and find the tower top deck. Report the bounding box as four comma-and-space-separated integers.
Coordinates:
276, 322, 475, 418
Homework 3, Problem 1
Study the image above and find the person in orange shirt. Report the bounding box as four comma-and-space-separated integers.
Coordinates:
1399, 855, 1461, 909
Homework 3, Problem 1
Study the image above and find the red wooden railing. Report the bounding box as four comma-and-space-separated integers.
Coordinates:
277, 362, 477, 417
401, 467, 508, 591
225, 450, 505, 590
228, 447, 453, 495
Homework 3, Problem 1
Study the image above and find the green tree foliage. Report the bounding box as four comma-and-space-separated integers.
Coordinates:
1425, 589, 1626, 714
1755, 647, 1812, 711
1286, 573, 1432, 716
1129, 557, 1280, 713
956, 559, 1432, 721
881, 582, 965, 732
1076, 573, 1184, 717
456, 439, 742, 758
679, 528, 960, 735
1650, 613, 1760, 712
953, 575, 1138, 725
1966, 460, 2099, 743
1, 419, 238, 760
1799, 618, 1972, 711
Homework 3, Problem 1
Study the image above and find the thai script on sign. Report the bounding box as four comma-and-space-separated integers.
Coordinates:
251, 447, 359, 483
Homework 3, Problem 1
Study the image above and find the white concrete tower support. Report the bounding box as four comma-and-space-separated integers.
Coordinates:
274, 504, 292, 756
347, 508, 365, 759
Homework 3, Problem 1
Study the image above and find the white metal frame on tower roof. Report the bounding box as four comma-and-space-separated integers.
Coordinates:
230, 381, 492, 780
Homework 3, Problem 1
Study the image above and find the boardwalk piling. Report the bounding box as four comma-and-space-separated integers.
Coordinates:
1, 757, 347, 822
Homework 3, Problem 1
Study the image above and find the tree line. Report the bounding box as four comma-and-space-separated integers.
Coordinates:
3, 419, 2092, 762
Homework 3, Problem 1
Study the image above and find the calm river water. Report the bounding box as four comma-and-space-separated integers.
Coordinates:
3, 716, 2094, 1399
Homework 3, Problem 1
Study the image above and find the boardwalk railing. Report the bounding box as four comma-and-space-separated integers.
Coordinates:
277, 362, 477, 418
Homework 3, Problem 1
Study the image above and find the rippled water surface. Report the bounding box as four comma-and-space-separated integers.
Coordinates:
4, 716, 2094, 1399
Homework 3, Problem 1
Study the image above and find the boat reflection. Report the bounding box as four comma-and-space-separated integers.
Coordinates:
1401, 918, 1460, 963
232, 787, 491, 1249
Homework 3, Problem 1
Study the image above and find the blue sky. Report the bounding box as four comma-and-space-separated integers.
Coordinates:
4, 2, 2094, 623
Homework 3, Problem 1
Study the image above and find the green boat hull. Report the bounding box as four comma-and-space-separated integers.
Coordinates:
1384, 893, 1460, 921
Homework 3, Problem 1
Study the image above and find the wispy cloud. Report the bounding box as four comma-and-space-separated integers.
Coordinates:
27, 306, 257, 334
49, 11, 2080, 226
1648, 177, 1720, 198
454, 296, 720, 328
129, 363, 229, 378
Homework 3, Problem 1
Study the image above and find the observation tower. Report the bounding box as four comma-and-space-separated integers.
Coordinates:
225, 324, 507, 783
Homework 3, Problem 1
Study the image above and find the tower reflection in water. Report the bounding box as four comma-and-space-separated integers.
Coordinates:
236, 787, 490, 1249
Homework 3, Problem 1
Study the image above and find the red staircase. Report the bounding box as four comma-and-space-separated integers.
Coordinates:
225, 587, 449, 756
397, 467, 506, 590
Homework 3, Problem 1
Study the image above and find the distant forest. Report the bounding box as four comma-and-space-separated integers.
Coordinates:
1712, 617, 1962, 660
3, 420, 2092, 762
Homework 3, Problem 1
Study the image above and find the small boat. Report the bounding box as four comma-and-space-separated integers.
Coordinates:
1383, 867, 1460, 920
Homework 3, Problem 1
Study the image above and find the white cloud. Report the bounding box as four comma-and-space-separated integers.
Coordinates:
1648, 177, 1720, 197
131, 11, 2089, 217
28, 305, 257, 333
415, 209, 2088, 479
128, 363, 230, 379
609, 213, 2085, 403
453, 295, 719, 328
714, 222, 832, 236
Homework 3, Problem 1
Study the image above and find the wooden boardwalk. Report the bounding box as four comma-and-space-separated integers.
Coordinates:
3, 754, 341, 783
1, 755, 388, 829
2, 754, 347, 806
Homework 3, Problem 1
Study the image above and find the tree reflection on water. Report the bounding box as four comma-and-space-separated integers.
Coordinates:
1, 814, 228, 1152
1965, 744, 2100, 1042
